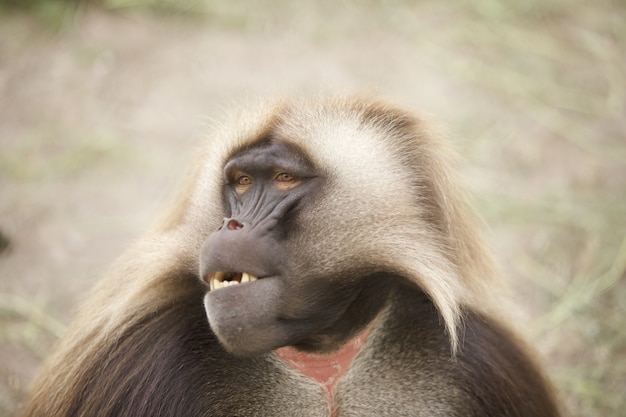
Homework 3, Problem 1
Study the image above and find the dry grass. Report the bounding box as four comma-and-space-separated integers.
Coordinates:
1, 1, 624, 416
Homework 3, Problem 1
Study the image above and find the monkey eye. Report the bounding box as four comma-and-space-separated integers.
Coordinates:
231, 173, 253, 195
274, 172, 295, 182
273, 171, 302, 191
237, 175, 253, 186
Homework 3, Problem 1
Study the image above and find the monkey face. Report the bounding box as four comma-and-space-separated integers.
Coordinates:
199, 139, 363, 357
191, 97, 474, 359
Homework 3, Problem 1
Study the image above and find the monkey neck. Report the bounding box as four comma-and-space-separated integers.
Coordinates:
275, 323, 373, 410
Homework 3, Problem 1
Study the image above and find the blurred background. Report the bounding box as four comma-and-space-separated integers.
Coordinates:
0, 0, 624, 416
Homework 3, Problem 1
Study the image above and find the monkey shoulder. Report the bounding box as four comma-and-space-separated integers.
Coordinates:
333, 287, 559, 417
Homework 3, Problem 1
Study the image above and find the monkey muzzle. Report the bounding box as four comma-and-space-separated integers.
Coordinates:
199, 216, 283, 287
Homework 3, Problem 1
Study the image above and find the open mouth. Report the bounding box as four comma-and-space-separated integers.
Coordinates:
208, 271, 258, 291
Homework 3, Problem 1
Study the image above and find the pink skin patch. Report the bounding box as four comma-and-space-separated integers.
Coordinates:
274, 325, 372, 415
226, 219, 244, 230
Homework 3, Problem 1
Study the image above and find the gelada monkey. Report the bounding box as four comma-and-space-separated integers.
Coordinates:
20, 96, 560, 417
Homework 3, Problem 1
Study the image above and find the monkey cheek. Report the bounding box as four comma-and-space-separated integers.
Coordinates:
203, 277, 290, 357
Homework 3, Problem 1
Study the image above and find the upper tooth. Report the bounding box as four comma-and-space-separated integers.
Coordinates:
208, 272, 219, 291
209, 272, 258, 291
243, 272, 258, 282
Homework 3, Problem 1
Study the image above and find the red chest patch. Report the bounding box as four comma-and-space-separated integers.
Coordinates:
274, 326, 372, 415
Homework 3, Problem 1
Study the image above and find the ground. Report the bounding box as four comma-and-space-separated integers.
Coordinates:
1, 1, 625, 416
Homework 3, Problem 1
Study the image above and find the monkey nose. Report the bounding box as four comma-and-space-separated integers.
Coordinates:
226, 219, 244, 230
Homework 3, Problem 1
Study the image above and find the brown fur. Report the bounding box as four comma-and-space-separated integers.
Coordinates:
19, 95, 560, 417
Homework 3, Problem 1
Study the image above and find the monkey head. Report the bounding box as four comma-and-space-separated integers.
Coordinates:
192, 97, 490, 358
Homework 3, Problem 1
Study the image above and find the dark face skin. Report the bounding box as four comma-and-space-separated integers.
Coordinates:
199, 140, 381, 357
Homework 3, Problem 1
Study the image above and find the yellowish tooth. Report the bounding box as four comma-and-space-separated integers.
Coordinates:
209, 272, 219, 291
209, 272, 220, 291
210, 272, 259, 291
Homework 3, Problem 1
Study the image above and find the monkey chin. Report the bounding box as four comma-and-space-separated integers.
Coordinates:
203, 276, 292, 357
205, 274, 374, 409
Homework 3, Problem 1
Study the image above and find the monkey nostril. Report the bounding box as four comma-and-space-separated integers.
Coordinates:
227, 219, 244, 230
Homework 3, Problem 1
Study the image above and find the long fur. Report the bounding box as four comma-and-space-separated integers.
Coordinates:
19, 95, 558, 417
